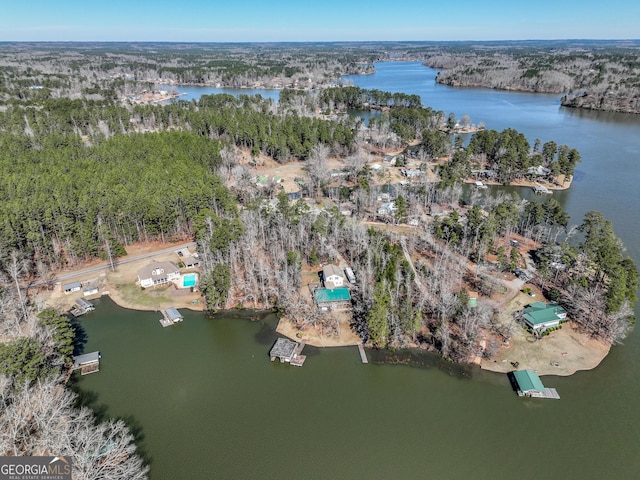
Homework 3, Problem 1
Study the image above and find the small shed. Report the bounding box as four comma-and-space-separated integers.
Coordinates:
63, 281, 82, 294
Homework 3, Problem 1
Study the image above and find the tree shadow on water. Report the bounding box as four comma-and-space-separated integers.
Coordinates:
68, 380, 153, 467
371, 348, 474, 379
68, 315, 88, 356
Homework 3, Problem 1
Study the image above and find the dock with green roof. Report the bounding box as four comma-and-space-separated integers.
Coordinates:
511, 369, 560, 399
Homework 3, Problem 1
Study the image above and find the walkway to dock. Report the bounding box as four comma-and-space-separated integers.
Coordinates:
290, 341, 307, 367
358, 344, 368, 364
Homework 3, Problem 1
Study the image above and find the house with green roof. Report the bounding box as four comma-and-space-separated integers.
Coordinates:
522, 302, 567, 332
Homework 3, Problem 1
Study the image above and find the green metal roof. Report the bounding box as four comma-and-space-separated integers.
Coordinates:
523, 303, 566, 326
513, 370, 545, 392
314, 287, 351, 303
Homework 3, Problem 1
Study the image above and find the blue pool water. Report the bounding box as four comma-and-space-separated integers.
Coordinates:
182, 273, 197, 288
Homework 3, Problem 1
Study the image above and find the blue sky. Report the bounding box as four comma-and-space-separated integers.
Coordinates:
2, 0, 639, 42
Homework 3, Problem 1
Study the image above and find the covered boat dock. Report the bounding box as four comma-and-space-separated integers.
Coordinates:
73, 351, 101, 375
511, 369, 560, 399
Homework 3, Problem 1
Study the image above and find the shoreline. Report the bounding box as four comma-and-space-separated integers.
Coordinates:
40, 239, 608, 377
466, 175, 573, 191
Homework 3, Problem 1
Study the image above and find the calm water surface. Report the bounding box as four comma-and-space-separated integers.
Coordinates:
78, 62, 640, 480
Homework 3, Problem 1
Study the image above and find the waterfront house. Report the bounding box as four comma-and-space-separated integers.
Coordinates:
63, 281, 82, 294
323, 264, 345, 289
522, 302, 567, 332
137, 261, 181, 288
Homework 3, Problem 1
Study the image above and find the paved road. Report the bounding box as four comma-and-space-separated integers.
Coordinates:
52, 242, 197, 283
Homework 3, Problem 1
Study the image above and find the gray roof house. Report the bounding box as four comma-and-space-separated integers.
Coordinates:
137, 261, 180, 288
323, 264, 345, 289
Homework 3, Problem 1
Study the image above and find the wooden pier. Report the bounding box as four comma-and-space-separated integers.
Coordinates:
358, 343, 368, 364
290, 341, 307, 367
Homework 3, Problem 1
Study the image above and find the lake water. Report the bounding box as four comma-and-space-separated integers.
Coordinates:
79, 62, 640, 479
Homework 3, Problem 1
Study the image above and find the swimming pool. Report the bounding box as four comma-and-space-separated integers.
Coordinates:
182, 273, 198, 288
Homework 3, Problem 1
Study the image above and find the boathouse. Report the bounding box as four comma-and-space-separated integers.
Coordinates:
165, 307, 183, 322
72, 351, 101, 375
269, 338, 306, 366
511, 369, 560, 399
522, 302, 567, 332
76, 297, 95, 312
159, 307, 183, 327
70, 298, 95, 316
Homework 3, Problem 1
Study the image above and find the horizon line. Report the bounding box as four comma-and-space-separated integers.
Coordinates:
1, 38, 639, 44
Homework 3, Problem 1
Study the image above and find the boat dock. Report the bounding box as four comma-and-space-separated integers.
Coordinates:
270, 338, 307, 366
159, 307, 183, 327
70, 298, 95, 317
532, 185, 552, 195
358, 343, 368, 364
511, 370, 560, 399
72, 351, 101, 375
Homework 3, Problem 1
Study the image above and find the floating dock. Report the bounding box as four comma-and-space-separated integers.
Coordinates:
358, 343, 368, 364
159, 307, 183, 327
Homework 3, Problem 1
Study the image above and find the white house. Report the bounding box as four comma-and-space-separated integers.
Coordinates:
137, 261, 181, 288
377, 201, 397, 216
323, 264, 345, 289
